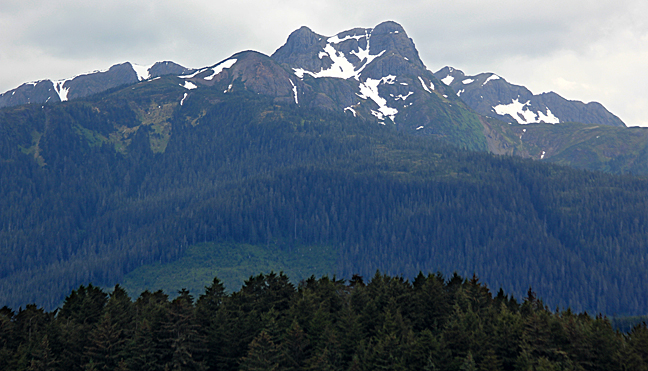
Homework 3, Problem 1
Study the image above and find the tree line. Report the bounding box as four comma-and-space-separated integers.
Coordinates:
2, 271, 647, 371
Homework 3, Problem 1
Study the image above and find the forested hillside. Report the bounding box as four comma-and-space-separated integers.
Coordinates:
2, 82, 648, 316
2, 272, 648, 371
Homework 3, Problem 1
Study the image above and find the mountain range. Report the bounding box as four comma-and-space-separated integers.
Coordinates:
3, 21, 646, 174
2, 21, 648, 316
0, 22, 625, 130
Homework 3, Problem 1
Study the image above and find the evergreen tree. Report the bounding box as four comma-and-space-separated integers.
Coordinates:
84, 285, 133, 370
280, 320, 310, 371
161, 289, 205, 371
239, 331, 280, 371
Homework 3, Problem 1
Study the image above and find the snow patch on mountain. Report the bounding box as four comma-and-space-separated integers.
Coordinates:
441, 75, 454, 85
180, 93, 188, 106
181, 81, 197, 90
418, 77, 434, 93
357, 76, 399, 122
179, 68, 208, 79
493, 99, 560, 124
482, 74, 500, 86
327, 33, 367, 44
293, 29, 384, 81
537, 109, 560, 124
204, 59, 237, 81
313, 44, 356, 78
53, 80, 70, 102
394, 92, 414, 101
132, 63, 153, 81
344, 106, 357, 117
462, 78, 474, 85
289, 79, 299, 104
493, 99, 535, 124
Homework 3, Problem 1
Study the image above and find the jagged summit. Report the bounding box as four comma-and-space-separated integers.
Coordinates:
272, 21, 425, 81
268, 21, 473, 142
271, 26, 325, 71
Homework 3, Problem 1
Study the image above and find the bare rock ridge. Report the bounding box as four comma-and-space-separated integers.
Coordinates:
434, 66, 625, 127
180, 50, 299, 102
0, 61, 194, 108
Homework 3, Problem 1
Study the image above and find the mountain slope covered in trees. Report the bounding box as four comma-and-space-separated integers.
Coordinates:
2, 21, 648, 317
2, 78, 648, 316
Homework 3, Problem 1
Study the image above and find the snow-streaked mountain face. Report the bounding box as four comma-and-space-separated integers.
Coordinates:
0, 21, 487, 149
434, 66, 626, 127
267, 21, 477, 138
0, 20, 626, 155
168, 21, 477, 141
0, 61, 194, 109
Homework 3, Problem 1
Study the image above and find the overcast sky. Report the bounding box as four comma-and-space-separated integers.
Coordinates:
2, 0, 647, 126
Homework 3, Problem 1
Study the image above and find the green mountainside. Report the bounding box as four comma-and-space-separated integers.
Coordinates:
482, 117, 648, 174
2, 75, 648, 317
3, 21, 648, 317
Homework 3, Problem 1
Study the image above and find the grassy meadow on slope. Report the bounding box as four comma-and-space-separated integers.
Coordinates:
121, 242, 337, 297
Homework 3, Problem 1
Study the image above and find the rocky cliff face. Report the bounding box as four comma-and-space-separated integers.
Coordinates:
172, 21, 486, 149
269, 21, 487, 148
434, 66, 625, 127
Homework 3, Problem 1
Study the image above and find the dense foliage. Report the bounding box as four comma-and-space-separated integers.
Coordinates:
2, 272, 648, 371
2, 86, 648, 315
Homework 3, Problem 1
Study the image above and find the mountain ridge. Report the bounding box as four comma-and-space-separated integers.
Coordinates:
0, 21, 634, 168
0, 61, 194, 108
434, 66, 625, 127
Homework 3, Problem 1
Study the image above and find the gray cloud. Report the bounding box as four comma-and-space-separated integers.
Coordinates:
1, 0, 647, 126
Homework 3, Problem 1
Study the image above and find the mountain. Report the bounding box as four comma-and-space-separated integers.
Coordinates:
434, 66, 625, 127
0, 61, 194, 108
2, 21, 648, 317
0, 22, 639, 164
271, 22, 487, 150
174, 21, 487, 150
425, 68, 648, 172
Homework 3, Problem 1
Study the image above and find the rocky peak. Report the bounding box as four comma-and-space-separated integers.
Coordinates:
272, 21, 425, 81
149, 61, 194, 78
176, 51, 301, 105
272, 26, 327, 72
368, 21, 424, 69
